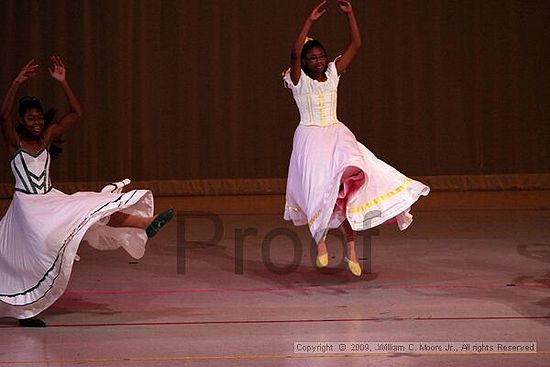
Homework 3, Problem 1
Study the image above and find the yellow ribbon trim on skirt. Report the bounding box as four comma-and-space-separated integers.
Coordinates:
348, 178, 413, 215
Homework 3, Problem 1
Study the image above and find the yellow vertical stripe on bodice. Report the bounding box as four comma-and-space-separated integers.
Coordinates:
331, 91, 337, 121
318, 93, 327, 127
306, 94, 314, 125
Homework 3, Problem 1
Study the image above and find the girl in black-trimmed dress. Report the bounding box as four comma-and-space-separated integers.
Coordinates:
0, 58, 173, 326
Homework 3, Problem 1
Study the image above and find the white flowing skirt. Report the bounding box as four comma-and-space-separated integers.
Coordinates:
0, 182, 153, 319
284, 122, 430, 243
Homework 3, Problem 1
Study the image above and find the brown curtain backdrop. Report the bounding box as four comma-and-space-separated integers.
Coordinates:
0, 0, 548, 185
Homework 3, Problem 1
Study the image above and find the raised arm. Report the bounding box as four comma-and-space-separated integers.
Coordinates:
290, 1, 327, 85
0, 60, 39, 152
335, 0, 362, 75
44, 56, 83, 143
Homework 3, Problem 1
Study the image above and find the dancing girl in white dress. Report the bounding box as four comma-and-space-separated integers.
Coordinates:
0, 58, 173, 326
284, 0, 429, 276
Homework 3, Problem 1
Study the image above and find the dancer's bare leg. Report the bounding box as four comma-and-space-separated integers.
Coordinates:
316, 236, 329, 268
340, 219, 358, 262
341, 219, 361, 276
107, 212, 151, 229
108, 209, 175, 238
318, 238, 328, 257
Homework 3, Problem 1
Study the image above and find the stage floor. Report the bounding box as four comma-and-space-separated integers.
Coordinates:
1, 193, 549, 366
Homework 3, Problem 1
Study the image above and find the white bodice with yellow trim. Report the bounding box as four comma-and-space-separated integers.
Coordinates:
10, 147, 52, 194
284, 62, 341, 127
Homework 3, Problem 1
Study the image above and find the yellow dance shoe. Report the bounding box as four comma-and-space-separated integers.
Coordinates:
345, 258, 362, 277
316, 253, 329, 268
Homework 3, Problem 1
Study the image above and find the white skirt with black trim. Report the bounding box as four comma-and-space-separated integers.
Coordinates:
0, 181, 153, 319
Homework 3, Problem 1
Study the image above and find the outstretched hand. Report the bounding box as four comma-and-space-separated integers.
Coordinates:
337, 0, 353, 13
14, 59, 39, 84
309, 1, 327, 21
48, 56, 66, 82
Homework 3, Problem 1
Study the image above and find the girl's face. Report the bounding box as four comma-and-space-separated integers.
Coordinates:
303, 46, 328, 76
21, 108, 44, 137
